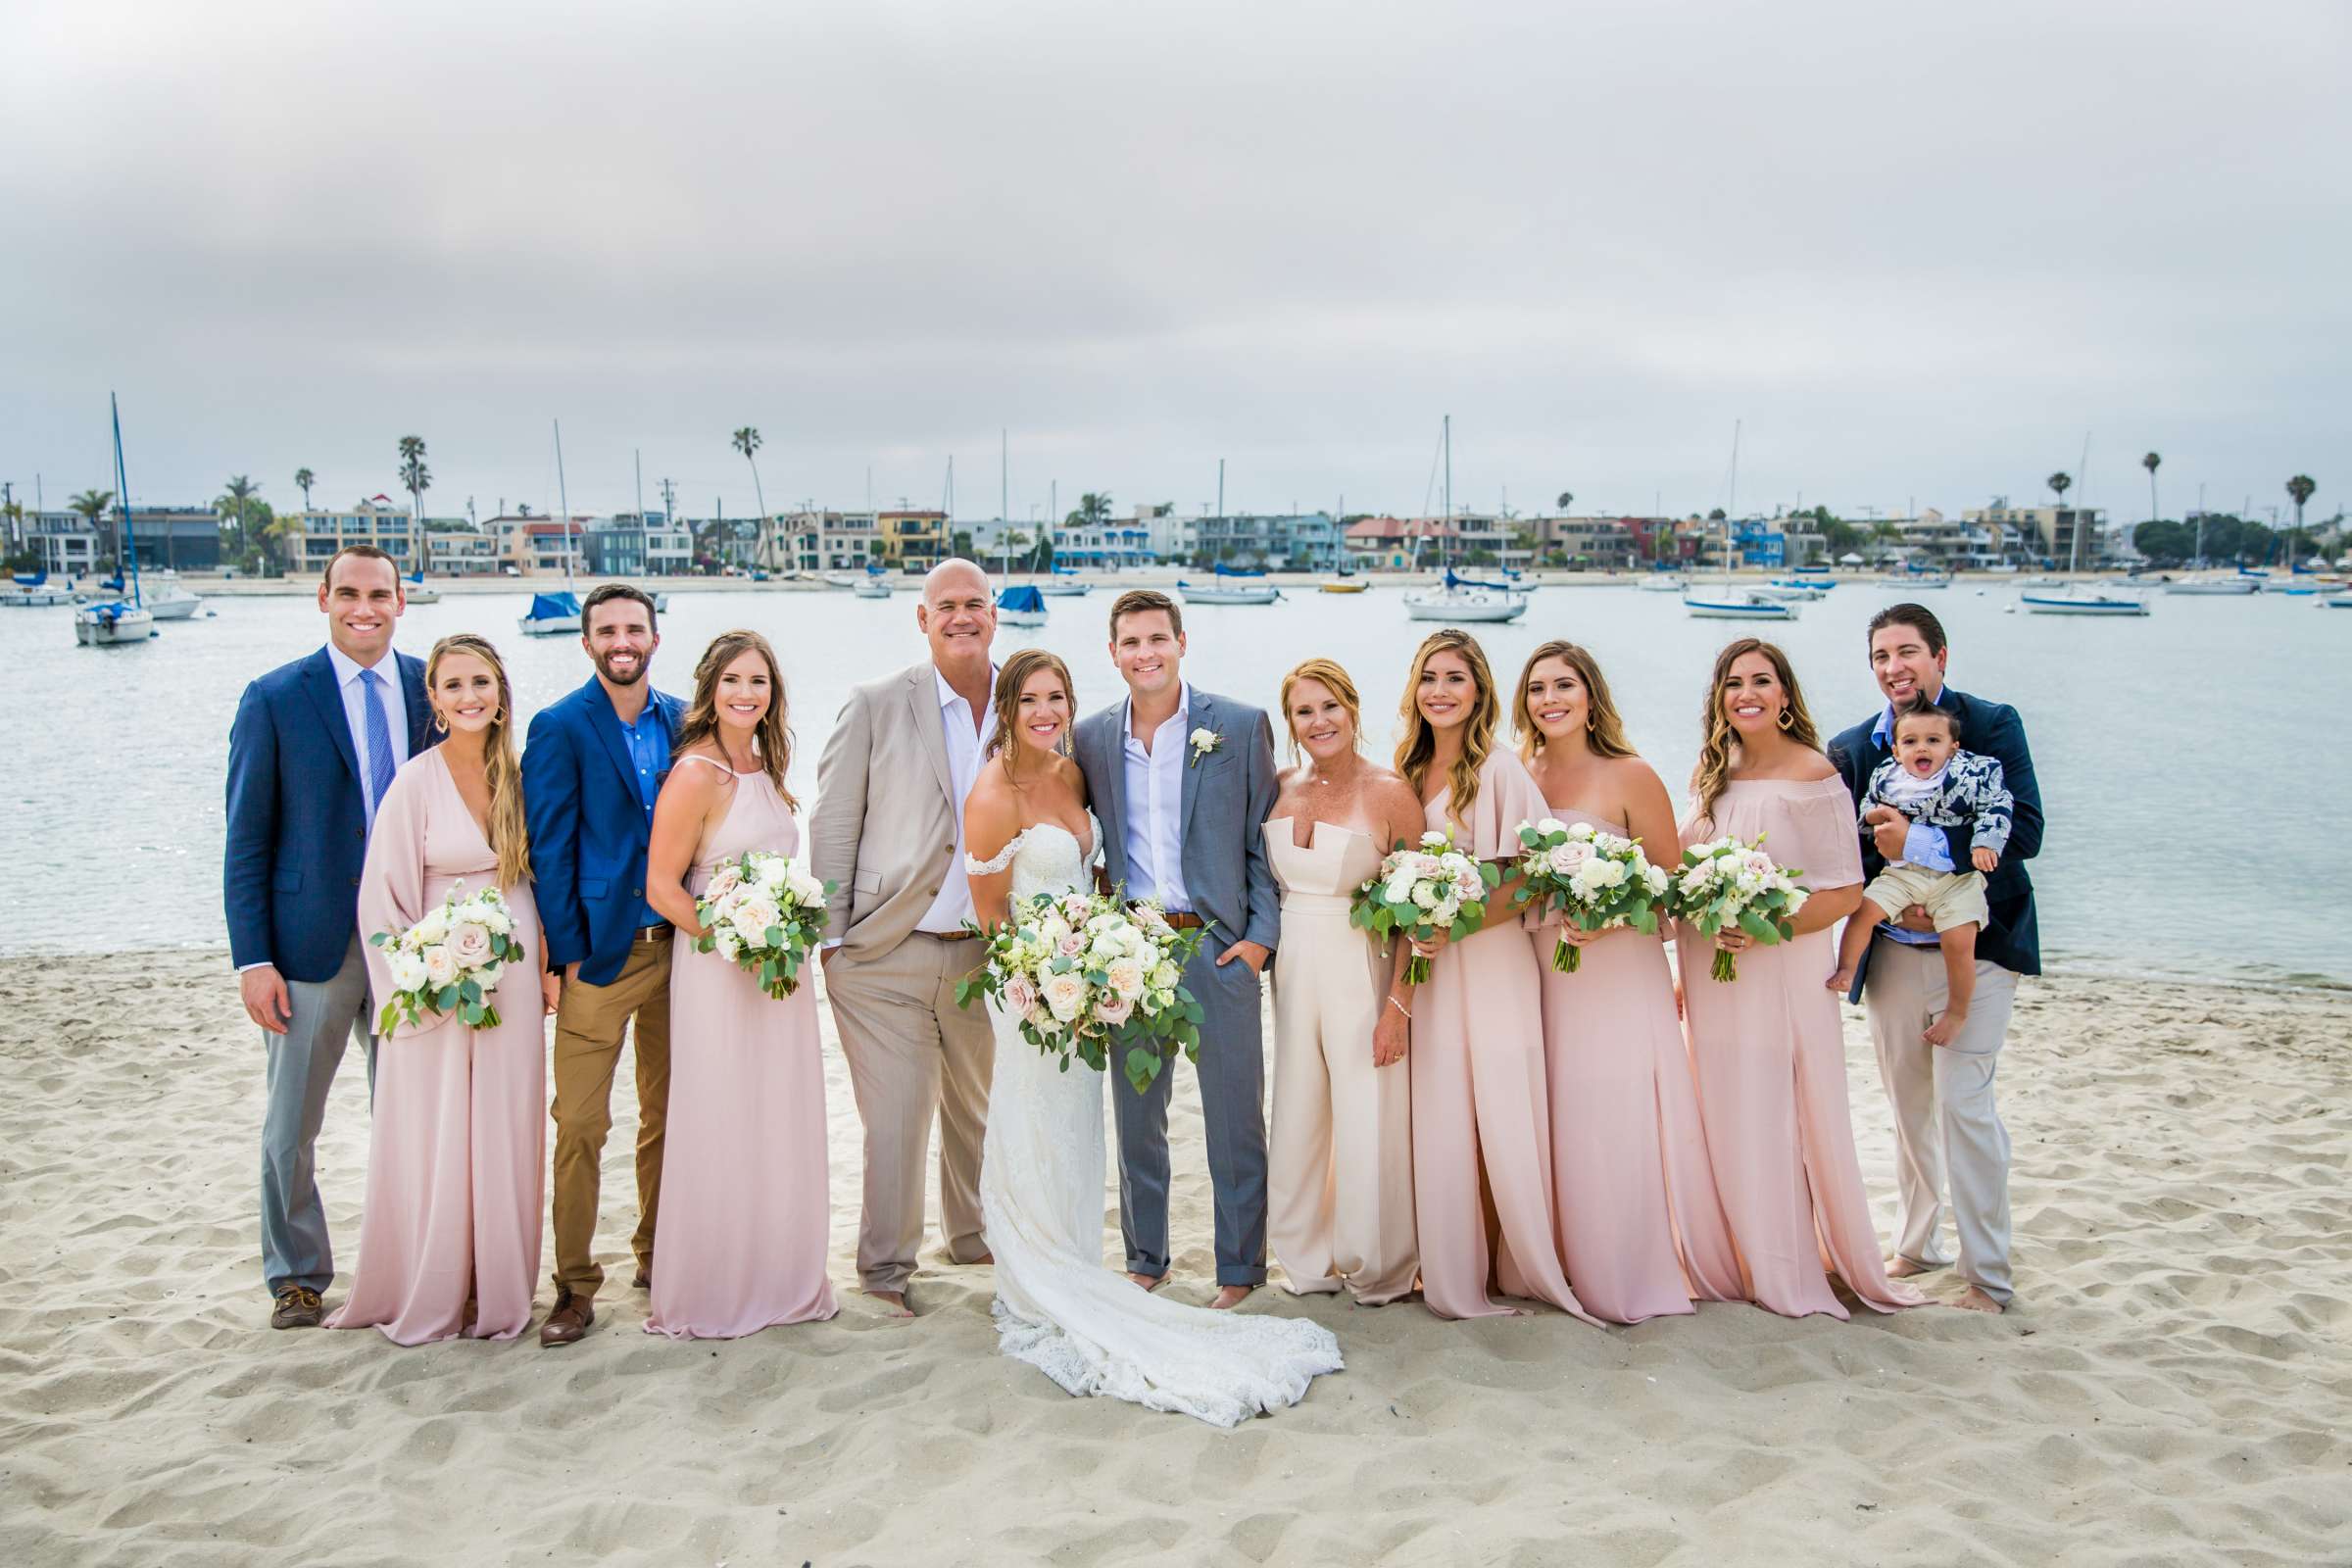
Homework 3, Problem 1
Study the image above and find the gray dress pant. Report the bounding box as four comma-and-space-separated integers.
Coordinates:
1111, 946, 1269, 1288
260, 933, 374, 1295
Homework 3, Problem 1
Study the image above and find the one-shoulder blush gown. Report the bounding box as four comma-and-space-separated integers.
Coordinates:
1676, 775, 1924, 1320
973, 815, 1344, 1425
646, 764, 838, 1338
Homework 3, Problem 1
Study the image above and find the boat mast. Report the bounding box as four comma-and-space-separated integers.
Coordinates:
553, 418, 575, 594
1000, 428, 1007, 572
1725, 417, 1741, 587
1443, 415, 1451, 574
110, 392, 140, 607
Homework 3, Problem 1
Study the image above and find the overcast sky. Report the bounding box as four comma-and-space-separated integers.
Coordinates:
5, 0, 2346, 528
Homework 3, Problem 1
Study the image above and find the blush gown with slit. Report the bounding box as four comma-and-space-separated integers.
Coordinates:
1266, 817, 1418, 1305
331, 748, 546, 1346
645, 760, 838, 1338
1676, 774, 1926, 1319
1411, 751, 1597, 1324
1528, 803, 1742, 1325
972, 814, 1344, 1426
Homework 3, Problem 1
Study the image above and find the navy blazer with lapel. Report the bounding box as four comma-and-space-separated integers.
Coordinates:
520, 677, 687, 987
1076, 687, 1283, 954
1827, 685, 2043, 996
223, 646, 436, 983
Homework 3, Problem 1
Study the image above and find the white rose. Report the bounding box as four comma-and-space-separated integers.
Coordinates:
1550, 841, 1592, 876
420, 945, 458, 988
1042, 971, 1089, 1022
713, 927, 742, 961
1567, 821, 1595, 841
1419, 831, 1450, 850
1040, 916, 1071, 949
1784, 887, 1810, 916
446, 921, 493, 970
1432, 898, 1460, 927
1104, 957, 1146, 999
706, 863, 743, 900
787, 871, 825, 906
1535, 817, 1566, 837
388, 952, 428, 993
1151, 961, 1179, 990
1411, 883, 1440, 910
413, 906, 450, 946
473, 959, 503, 991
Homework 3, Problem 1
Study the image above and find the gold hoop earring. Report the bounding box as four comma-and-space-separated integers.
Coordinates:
1777, 708, 1794, 732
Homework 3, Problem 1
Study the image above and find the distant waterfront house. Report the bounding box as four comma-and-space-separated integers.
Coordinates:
876, 510, 949, 569
1054, 520, 1157, 568
1962, 503, 2107, 566
495, 516, 589, 576
1344, 515, 1444, 569
1192, 513, 1344, 570
297, 497, 416, 573
1533, 515, 1642, 569
581, 514, 648, 577
425, 528, 503, 576
766, 511, 876, 573
28, 511, 100, 575
646, 517, 693, 575
30, 505, 220, 572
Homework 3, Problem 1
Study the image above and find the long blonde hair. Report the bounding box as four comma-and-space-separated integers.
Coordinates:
986, 648, 1076, 786
426, 633, 531, 891
1278, 657, 1362, 760
1394, 628, 1499, 824
1689, 637, 1824, 827
1512, 640, 1635, 761
677, 629, 798, 808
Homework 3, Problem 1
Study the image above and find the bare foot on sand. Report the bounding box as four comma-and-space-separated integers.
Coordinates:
1209, 1285, 1253, 1310
1126, 1271, 1166, 1293
865, 1289, 915, 1319
1954, 1286, 2005, 1314
1886, 1255, 1936, 1278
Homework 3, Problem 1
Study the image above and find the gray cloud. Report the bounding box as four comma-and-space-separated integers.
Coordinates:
5, 0, 2346, 528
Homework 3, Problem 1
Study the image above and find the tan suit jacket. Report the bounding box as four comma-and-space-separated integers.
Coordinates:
809, 662, 966, 961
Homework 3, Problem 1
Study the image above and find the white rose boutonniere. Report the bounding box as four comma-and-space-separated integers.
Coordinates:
1188, 727, 1222, 768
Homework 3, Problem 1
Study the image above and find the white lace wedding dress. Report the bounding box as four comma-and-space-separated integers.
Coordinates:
968, 814, 1343, 1426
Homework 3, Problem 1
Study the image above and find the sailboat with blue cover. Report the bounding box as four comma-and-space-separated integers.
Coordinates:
74, 396, 158, 645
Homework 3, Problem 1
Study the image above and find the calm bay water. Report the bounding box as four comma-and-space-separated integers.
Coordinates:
3, 582, 2340, 987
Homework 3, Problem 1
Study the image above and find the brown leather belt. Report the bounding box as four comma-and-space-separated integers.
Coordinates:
1161, 911, 1206, 931
919, 929, 982, 943
632, 923, 672, 942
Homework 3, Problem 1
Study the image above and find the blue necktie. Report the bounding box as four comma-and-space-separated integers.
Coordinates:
360, 667, 397, 819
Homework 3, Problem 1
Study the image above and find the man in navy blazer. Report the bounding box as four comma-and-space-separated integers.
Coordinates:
1827, 602, 2042, 1315
520, 584, 685, 1346
224, 546, 434, 1330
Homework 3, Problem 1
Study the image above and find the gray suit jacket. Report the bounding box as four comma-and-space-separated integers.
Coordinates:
1074, 687, 1282, 954
808, 662, 968, 961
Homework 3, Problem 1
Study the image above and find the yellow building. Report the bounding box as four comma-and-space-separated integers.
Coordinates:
875, 509, 949, 568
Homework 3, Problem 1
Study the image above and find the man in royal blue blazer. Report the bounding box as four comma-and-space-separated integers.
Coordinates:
1827, 602, 2042, 1316
224, 546, 435, 1330
520, 583, 685, 1346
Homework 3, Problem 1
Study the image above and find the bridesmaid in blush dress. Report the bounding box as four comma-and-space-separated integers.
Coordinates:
334, 634, 554, 1345
1513, 642, 1742, 1324
1264, 659, 1424, 1305
642, 631, 838, 1339
1394, 630, 1596, 1325
1675, 638, 1926, 1320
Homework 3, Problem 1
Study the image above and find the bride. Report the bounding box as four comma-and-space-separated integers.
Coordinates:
960, 650, 1343, 1426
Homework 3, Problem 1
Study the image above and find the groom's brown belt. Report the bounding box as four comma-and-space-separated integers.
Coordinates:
1161, 911, 1206, 931
918, 928, 982, 942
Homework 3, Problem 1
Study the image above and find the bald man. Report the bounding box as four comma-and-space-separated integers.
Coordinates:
810, 560, 1001, 1313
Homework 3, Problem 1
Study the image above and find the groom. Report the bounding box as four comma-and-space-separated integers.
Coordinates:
1829, 603, 2043, 1315
1075, 590, 1281, 1309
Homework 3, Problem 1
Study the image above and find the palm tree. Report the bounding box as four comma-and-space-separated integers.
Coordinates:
2286, 474, 2317, 564
70, 488, 116, 570
2046, 470, 2073, 505
397, 436, 430, 576
218, 474, 261, 564
2141, 452, 2160, 526
731, 426, 767, 526
1556, 490, 1574, 512
294, 466, 315, 513
1072, 491, 1112, 525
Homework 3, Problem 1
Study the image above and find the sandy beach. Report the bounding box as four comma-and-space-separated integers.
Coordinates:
2, 951, 2345, 1566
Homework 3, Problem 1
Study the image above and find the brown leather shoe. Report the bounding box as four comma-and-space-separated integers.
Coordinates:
539, 1293, 595, 1347
270, 1286, 323, 1329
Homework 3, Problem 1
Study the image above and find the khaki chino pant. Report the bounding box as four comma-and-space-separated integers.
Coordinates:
550, 935, 673, 1302
825, 932, 995, 1294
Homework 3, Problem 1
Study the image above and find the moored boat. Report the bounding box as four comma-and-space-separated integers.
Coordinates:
517, 590, 582, 636
1635, 571, 1688, 592
1404, 568, 1525, 622
996, 583, 1048, 627
2021, 586, 2150, 616
1684, 590, 1797, 621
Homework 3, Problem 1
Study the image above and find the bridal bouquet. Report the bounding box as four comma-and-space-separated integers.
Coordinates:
1350, 829, 1502, 986
1511, 817, 1671, 973
694, 850, 833, 999
370, 881, 526, 1033
956, 891, 1208, 1093
1668, 833, 1809, 983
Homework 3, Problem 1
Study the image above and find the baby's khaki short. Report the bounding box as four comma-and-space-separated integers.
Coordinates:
1861, 862, 1987, 932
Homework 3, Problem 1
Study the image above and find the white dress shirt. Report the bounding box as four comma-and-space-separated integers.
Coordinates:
325, 641, 411, 829
916, 663, 998, 935
1120, 682, 1193, 912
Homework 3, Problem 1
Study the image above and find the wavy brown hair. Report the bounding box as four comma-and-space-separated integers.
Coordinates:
1277, 657, 1363, 760
1689, 637, 1823, 828
1394, 628, 1499, 825
677, 629, 798, 808
425, 633, 531, 891
986, 648, 1076, 786
1512, 640, 1635, 762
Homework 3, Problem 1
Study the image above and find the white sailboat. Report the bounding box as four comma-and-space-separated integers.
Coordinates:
2021, 586, 2150, 616
1684, 422, 1793, 621
518, 420, 584, 637
1402, 416, 1527, 623
74, 396, 157, 646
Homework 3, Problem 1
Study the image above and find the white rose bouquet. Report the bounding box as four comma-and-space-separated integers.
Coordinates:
693, 849, 833, 999
956, 890, 1208, 1092
1349, 828, 1501, 986
1511, 817, 1671, 973
1668, 833, 1810, 983
370, 880, 526, 1034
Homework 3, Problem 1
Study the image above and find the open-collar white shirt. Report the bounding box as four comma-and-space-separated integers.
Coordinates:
1119, 680, 1193, 913
917, 662, 999, 935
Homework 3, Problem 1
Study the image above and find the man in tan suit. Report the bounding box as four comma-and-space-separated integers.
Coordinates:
811, 559, 1000, 1314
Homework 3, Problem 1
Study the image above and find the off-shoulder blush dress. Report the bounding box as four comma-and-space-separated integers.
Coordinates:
1676, 774, 1924, 1320
331, 749, 546, 1345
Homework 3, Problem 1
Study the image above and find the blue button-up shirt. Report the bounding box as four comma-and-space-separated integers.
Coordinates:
616, 706, 672, 930
1872, 689, 1955, 945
